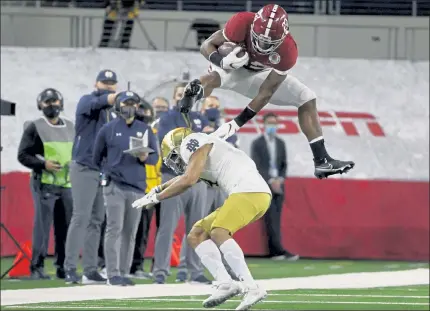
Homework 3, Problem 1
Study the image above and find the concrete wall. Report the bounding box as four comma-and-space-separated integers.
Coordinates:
1, 6, 429, 60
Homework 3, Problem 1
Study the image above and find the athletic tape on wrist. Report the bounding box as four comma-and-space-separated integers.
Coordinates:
209, 51, 223, 68
234, 106, 256, 127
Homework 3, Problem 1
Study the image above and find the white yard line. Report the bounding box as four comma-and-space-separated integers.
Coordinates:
268, 293, 429, 298
4, 300, 430, 310
1, 268, 429, 306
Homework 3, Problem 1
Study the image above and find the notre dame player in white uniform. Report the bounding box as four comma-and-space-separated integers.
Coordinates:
133, 127, 271, 310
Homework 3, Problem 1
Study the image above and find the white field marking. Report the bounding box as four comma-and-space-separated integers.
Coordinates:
128, 298, 430, 305
1, 268, 429, 306
267, 293, 429, 299
4, 299, 430, 310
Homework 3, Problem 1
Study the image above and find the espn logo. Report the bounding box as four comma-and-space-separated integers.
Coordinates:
224, 108, 385, 137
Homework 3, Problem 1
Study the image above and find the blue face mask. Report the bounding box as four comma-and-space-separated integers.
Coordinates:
155, 110, 167, 120
205, 108, 221, 122
265, 126, 277, 136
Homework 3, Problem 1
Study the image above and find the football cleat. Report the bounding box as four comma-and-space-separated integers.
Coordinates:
314, 157, 355, 179
235, 286, 267, 310
203, 281, 241, 308
179, 79, 203, 113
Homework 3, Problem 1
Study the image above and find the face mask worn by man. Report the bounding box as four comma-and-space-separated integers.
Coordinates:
265, 125, 277, 137
120, 105, 136, 120
42, 104, 61, 119
155, 110, 167, 120
205, 108, 221, 122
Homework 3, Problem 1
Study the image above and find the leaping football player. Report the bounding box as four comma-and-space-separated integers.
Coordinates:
179, 3, 355, 179
133, 127, 272, 310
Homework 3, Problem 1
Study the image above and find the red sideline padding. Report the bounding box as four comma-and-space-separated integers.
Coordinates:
1, 172, 429, 260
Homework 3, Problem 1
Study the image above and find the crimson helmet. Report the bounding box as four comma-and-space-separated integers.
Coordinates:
251, 4, 289, 54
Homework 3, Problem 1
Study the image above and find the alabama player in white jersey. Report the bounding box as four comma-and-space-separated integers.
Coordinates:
132, 127, 271, 310
179, 3, 355, 179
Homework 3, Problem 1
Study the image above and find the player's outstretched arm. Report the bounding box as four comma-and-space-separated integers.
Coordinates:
157, 144, 213, 201
200, 30, 227, 60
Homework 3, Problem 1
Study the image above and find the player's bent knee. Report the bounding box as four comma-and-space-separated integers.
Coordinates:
210, 227, 230, 246
297, 90, 317, 108
187, 226, 209, 248
299, 97, 317, 111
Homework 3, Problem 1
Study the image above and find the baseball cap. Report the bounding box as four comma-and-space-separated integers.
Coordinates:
117, 91, 141, 104
96, 69, 118, 83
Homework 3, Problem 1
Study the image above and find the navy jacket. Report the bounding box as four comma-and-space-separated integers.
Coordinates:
93, 117, 159, 193
72, 89, 116, 170
157, 107, 209, 175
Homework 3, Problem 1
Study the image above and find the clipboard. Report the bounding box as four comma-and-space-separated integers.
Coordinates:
123, 134, 154, 156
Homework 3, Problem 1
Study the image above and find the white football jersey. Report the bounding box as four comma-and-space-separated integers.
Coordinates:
180, 133, 271, 196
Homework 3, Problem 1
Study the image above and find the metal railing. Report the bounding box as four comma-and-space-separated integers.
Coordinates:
2, 10, 427, 61
1, 0, 429, 16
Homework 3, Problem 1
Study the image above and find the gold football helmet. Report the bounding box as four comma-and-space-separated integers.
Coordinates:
161, 127, 193, 175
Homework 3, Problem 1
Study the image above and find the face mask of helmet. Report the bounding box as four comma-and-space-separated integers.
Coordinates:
164, 150, 186, 175
251, 33, 284, 54
205, 108, 220, 122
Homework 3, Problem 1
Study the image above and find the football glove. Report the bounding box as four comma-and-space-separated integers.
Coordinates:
132, 191, 159, 209
221, 47, 249, 70
211, 120, 240, 140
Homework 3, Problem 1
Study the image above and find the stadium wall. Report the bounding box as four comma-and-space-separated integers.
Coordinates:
1, 48, 429, 260
1, 7, 429, 60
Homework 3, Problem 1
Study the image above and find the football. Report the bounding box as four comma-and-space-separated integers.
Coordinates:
218, 42, 246, 58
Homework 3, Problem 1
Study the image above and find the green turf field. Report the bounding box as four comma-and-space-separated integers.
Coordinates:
1, 257, 429, 310
1, 257, 428, 290
2, 286, 429, 310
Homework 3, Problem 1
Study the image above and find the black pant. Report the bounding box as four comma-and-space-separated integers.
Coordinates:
264, 193, 285, 257
30, 178, 73, 271
130, 206, 157, 273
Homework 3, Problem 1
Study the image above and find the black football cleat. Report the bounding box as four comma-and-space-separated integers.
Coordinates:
179, 79, 203, 113
314, 157, 355, 179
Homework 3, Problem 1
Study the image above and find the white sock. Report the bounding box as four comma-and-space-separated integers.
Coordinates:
309, 136, 323, 144
219, 239, 257, 289
195, 240, 232, 283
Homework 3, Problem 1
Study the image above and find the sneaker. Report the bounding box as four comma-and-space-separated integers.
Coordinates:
235, 286, 267, 310
175, 271, 187, 283
127, 270, 152, 280
107, 276, 125, 286
314, 157, 355, 179
122, 276, 135, 286
99, 267, 107, 279
82, 270, 107, 285
65, 268, 80, 284
190, 274, 212, 285
203, 281, 241, 308
30, 268, 51, 280
285, 254, 300, 262
56, 267, 66, 279
153, 274, 166, 284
